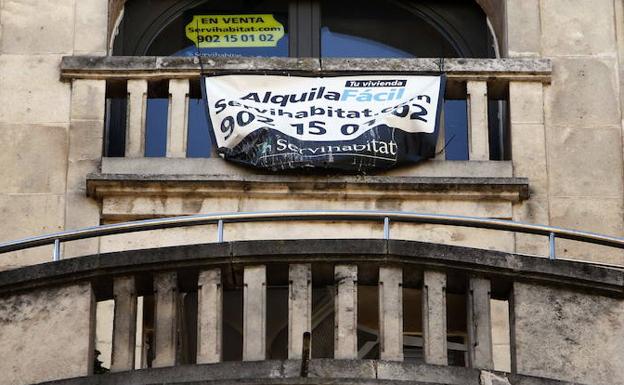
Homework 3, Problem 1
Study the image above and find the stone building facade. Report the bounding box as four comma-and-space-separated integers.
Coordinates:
1, 1, 624, 385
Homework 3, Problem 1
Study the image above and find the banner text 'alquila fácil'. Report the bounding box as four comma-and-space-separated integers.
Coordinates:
203, 75, 445, 172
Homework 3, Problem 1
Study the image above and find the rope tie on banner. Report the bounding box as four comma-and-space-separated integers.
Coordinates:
436, 134, 456, 156
434, 57, 452, 156
195, 18, 206, 75
195, 18, 217, 156
437, 57, 446, 74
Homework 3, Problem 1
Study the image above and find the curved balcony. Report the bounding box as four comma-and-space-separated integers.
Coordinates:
1, 212, 623, 385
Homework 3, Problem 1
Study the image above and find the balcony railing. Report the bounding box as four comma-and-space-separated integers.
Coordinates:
60, 56, 552, 162
1, 210, 623, 264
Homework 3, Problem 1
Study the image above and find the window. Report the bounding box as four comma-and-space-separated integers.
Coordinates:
114, 0, 290, 57
106, 0, 504, 161
114, 0, 492, 58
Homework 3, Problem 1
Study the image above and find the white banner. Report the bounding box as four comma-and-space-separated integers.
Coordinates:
203, 74, 445, 171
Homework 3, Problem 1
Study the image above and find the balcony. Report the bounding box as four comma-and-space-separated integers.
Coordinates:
59, 57, 549, 245
0, 212, 623, 385
60, 56, 551, 162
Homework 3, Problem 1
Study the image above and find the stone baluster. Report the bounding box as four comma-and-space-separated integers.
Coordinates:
467, 276, 494, 369
288, 264, 312, 359
466, 80, 489, 160
197, 269, 222, 364
125, 79, 148, 157
111, 276, 137, 372
423, 270, 448, 365
243, 265, 267, 361
379, 266, 404, 361
167, 79, 190, 158
334, 265, 358, 359
152, 272, 178, 368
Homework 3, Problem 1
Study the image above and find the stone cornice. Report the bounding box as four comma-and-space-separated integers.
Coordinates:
1, 239, 622, 299
60, 56, 552, 85
87, 173, 529, 202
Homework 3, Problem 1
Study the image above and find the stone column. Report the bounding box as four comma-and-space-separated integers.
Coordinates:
65, 79, 106, 258
111, 276, 137, 372
379, 266, 403, 361
197, 269, 222, 364
153, 272, 178, 368
422, 270, 447, 365
243, 265, 266, 361
467, 276, 493, 369
509, 81, 549, 256
466, 80, 489, 161
288, 264, 312, 359
167, 79, 190, 158
334, 265, 358, 359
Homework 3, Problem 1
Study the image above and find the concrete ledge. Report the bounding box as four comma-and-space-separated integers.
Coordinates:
87, 159, 528, 203
100, 158, 515, 178
36, 359, 583, 385
0, 239, 621, 299
60, 56, 552, 83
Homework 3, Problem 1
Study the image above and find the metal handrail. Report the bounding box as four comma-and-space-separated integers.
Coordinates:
1, 210, 624, 263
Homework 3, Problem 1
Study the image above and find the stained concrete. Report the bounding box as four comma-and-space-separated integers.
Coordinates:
60, 56, 552, 81
1, 2, 623, 385
34, 360, 583, 385
1, 239, 623, 299
0, 283, 95, 385
513, 282, 624, 385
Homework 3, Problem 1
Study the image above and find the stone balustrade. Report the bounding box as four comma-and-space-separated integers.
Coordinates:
1, 238, 622, 385
60, 56, 552, 162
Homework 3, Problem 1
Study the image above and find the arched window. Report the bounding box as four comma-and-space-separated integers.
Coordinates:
106, 0, 504, 161
113, 0, 494, 58
113, 0, 290, 57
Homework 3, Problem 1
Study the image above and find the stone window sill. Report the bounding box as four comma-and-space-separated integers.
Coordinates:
87, 157, 529, 203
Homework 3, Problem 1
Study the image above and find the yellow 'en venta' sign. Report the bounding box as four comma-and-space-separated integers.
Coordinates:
186, 14, 285, 48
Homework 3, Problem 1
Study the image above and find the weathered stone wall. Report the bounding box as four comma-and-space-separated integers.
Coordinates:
1, 0, 621, 265
0, 0, 107, 270
0, 1, 624, 383
507, 0, 624, 265
89, 160, 524, 256
0, 283, 95, 385
513, 282, 624, 385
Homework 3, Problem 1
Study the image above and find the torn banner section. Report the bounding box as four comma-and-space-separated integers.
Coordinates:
203, 74, 445, 172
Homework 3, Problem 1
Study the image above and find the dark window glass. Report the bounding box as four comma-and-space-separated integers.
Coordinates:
112, 0, 500, 161
144, 98, 169, 157
222, 289, 243, 361
116, 0, 289, 57
403, 287, 424, 362
187, 98, 213, 158
447, 335, 467, 367
447, 292, 468, 367
104, 81, 128, 157
320, 0, 490, 160
358, 285, 380, 359
105, 98, 127, 157
311, 286, 334, 358
444, 100, 469, 160
320, 0, 490, 58
114, 1, 290, 158
321, 26, 415, 58
489, 99, 509, 160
